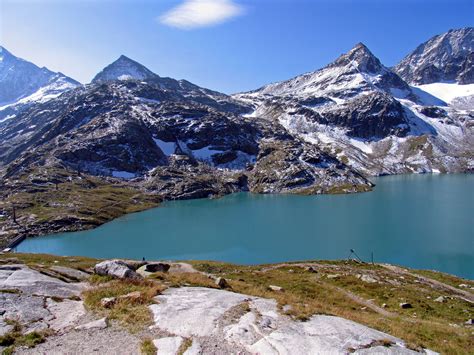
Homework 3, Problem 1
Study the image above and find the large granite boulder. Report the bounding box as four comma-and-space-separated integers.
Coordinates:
94, 260, 142, 280
145, 263, 170, 273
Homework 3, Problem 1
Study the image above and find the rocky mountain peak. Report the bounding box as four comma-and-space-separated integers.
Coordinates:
0, 46, 79, 106
91, 55, 159, 83
330, 42, 384, 74
0, 45, 11, 58
240, 42, 407, 100
394, 27, 474, 84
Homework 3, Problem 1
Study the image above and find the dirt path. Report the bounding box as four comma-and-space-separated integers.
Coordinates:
324, 282, 397, 318
380, 264, 474, 304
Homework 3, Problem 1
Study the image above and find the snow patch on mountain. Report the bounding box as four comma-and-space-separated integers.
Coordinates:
414, 83, 474, 104
153, 138, 176, 156
192, 146, 222, 162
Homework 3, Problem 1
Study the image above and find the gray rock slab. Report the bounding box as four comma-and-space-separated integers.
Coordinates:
50, 266, 90, 281
46, 298, 86, 332
0, 293, 50, 324
149, 287, 250, 337
149, 287, 433, 355
0, 265, 85, 298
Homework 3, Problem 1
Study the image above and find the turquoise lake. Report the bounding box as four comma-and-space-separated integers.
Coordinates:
17, 174, 474, 279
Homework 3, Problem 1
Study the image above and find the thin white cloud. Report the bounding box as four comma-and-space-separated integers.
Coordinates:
159, 0, 244, 29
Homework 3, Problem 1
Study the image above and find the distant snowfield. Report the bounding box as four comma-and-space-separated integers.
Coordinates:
415, 83, 474, 103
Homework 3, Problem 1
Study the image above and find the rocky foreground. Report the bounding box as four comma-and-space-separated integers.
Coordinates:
0, 254, 472, 354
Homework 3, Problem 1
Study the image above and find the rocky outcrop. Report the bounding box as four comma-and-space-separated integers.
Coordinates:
149, 287, 426, 354
248, 138, 371, 194
0, 264, 87, 338
0, 264, 84, 298
318, 92, 410, 139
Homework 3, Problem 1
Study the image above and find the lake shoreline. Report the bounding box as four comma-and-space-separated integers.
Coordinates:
14, 174, 474, 280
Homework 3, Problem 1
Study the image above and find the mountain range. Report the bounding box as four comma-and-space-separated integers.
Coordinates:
0, 27, 473, 210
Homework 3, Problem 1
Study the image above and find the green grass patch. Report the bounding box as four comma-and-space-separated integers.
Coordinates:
140, 338, 157, 355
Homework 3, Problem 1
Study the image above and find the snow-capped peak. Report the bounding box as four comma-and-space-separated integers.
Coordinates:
239, 43, 408, 100
329, 42, 384, 74
0, 46, 80, 107
394, 27, 474, 85
92, 55, 159, 83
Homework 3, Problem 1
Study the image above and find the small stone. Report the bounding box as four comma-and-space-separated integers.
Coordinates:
118, 291, 142, 302
326, 274, 340, 279
100, 297, 116, 308
466, 319, 474, 326
306, 266, 317, 273
459, 284, 469, 288
288, 269, 294, 273
382, 303, 388, 308
434, 296, 447, 303
360, 275, 377, 283
268, 285, 283, 292
282, 304, 293, 313
400, 302, 413, 309
215, 277, 229, 289
75, 317, 108, 330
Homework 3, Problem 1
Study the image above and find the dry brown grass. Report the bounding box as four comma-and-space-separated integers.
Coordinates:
149, 271, 218, 289
83, 279, 165, 332
190, 261, 474, 354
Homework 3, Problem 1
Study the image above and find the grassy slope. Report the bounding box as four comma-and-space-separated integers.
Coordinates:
1, 254, 473, 353
0, 167, 160, 247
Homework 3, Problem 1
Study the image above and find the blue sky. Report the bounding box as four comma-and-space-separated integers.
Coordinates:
1, 0, 473, 93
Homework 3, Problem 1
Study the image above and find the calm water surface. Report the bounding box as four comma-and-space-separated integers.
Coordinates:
17, 174, 474, 279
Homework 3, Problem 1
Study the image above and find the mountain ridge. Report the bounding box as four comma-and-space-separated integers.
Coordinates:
0, 46, 80, 105
1, 28, 473, 180
0, 26, 473, 256
394, 27, 474, 85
